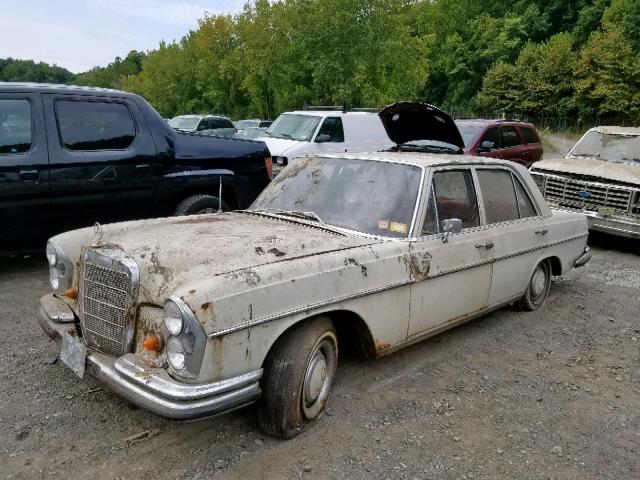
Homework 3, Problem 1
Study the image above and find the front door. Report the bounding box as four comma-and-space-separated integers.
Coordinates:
408, 168, 494, 338
312, 117, 348, 153
0, 93, 51, 249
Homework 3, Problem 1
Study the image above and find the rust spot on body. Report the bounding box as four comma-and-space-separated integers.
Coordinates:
201, 302, 211, 311
375, 341, 391, 352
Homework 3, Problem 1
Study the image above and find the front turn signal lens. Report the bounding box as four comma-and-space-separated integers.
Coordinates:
143, 334, 163, 352
63, 287, 78, 299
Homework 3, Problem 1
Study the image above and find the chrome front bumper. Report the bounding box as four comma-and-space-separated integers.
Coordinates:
37, 294, 262, 420
584, 211, 640, 239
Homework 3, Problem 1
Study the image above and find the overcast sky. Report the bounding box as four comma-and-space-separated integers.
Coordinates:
0, 0, 245, 73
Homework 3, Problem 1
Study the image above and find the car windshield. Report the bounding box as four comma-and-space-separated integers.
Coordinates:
569, 131, 640, 164
455, 122, 485, 148
235, 120, 259, 129
266, 114, 321, 141
168, 116, 200, 130
250, 157, 422, 237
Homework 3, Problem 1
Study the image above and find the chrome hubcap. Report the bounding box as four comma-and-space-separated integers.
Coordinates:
301, 337, 336, 419
531, 266, 546, 298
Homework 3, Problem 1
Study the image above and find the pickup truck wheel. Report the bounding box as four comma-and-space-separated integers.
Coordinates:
258, 316, 338, 439
519, 259, 551, 311
174, 195, 230, 216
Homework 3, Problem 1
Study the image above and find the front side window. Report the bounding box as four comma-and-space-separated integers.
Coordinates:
316, 117, 344, 142
0, 99, 32, 154
56, 100, 136, 151
500, 126, 521, 148
477, 169, 520, 224
251, 157, 421, 237
431, 170, 480, 230
266, 114, 321, 142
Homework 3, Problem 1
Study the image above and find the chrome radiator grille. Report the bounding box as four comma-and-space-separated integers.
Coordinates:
80, 250, 138, 357
544, 176, 632, 213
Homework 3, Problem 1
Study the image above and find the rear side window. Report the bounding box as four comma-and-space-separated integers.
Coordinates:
477, 169, 520, 224
500, 126, 520, 148
0, 99, 32, 154
514, 177, 538, 218
317, 117, 344, 142
56, 100, 136, 151
521, 127, 540, 144
431, 170, 480, 230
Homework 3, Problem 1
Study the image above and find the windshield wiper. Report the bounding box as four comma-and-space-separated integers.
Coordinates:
251, 208, 325, 225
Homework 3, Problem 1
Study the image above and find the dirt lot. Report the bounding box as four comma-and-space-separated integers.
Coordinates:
0, 232, 638, 480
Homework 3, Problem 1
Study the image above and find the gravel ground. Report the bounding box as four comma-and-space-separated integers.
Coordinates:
0, 232, 638, 480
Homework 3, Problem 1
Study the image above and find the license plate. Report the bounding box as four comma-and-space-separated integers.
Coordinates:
60, 333, 87, 378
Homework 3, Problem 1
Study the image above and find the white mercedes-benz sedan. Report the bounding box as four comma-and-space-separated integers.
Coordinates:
38, 153, 591, 438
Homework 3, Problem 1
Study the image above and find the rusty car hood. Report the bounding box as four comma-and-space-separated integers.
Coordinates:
378, 101, 465, 149
83, 212, 376, 300
532, 156, 640, 186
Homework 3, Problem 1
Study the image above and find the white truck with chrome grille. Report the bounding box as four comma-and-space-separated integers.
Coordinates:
38, 153, 591, 438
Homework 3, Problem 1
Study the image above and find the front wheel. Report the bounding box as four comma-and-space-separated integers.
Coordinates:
519, 259, 551, 311
258, 316, 338, 438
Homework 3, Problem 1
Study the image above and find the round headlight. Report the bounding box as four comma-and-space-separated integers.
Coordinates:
164, 301, 184, 335
166, 336, 185, 371
46, 242, 57, 267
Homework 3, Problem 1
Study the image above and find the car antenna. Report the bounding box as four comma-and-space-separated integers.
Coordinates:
218, 176, 223, 213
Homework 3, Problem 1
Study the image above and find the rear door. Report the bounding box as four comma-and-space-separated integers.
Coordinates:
42, 94, 159, 233
474, 166, 547, 305
0, 93, 50, 248
519, 126, 543, 166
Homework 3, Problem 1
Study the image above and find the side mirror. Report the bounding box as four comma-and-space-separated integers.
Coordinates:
441, 218, 462, 243
478, 140, 494, 152
315, 133, 332, 143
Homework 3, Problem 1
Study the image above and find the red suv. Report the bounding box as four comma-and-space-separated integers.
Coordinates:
455, 119, 543, 168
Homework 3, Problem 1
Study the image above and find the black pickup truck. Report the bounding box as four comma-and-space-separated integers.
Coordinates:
0, 83, 272, 250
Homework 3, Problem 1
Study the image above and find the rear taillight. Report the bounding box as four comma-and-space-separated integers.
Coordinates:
265, 156, 273, 180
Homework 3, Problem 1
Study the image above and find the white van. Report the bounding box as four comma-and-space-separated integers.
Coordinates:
257, 109, 394, 168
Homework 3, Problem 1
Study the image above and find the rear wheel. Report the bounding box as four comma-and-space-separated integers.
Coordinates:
258, 316, 338, 438
519, 259, 551, 311
174, 194, 230, 216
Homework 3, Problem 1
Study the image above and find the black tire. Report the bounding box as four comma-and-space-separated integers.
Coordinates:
258, 316, 338, 439
519, 259, 552, 311
174, 194, 230, 216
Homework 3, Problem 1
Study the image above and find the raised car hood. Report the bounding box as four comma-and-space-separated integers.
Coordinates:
532, 156, 640, 186
86, 212, 374, 301
379, 102, 465, 149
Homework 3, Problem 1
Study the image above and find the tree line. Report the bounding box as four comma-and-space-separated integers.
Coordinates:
3, 0, 640, 126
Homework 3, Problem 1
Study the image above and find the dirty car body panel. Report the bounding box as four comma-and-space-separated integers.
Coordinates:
37, 152, 590, 424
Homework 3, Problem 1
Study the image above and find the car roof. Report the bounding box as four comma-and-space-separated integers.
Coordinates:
318, 151, 522, 169
455, 118, 534, 127
283, 110, 377, 117
0, 81, 133, 96
588, 126, 640, 135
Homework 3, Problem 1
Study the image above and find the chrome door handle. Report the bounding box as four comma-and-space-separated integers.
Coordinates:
535, 229, 548, 236
475, 241, 494, 249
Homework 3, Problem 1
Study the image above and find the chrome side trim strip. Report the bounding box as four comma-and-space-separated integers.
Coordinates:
208, 233, 587, 338
208, 280, 411, 338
